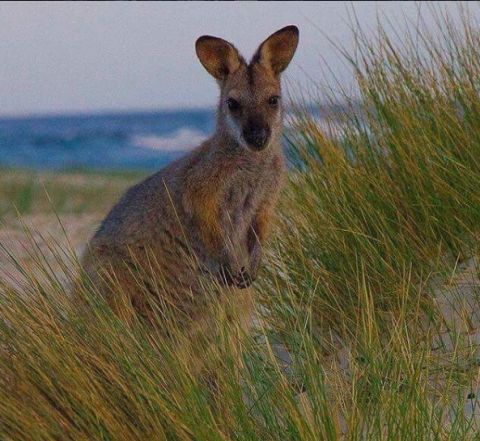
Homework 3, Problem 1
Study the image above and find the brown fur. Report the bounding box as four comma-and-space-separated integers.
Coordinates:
79, 26, 299, 335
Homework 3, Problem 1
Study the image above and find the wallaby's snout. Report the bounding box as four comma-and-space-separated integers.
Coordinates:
196, 25, 299, 152
242, 117, 271, 151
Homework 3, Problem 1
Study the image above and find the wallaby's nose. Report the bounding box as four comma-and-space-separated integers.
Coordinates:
243, 121, 271, 150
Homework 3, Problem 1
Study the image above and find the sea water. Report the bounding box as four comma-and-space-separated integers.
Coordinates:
0, 107, 333, 171
0, 109, 215, 170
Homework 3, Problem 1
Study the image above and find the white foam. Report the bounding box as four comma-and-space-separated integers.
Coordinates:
131, 128, 207, 152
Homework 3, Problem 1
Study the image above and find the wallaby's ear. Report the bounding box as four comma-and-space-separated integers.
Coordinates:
251, 25, 299, 76
196, 36, 244, 81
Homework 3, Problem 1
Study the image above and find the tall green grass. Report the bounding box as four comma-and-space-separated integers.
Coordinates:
1, 5, 480, 440
275, 3, 480, 337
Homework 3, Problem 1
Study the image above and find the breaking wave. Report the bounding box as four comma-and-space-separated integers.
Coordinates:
131, 128, 207, 152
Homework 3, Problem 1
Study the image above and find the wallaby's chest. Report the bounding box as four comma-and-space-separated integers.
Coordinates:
221, 162, 276, 231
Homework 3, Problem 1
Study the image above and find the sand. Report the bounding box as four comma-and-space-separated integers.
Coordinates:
0, 213, 100, 288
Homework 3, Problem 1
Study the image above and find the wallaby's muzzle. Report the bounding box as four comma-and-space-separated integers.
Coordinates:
242, 120, 271, 151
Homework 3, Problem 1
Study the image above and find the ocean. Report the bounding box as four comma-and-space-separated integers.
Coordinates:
0, 109, 217, 171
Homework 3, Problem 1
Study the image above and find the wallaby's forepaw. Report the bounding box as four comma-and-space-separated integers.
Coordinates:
234, 267, 254, 289
219, 265, 254, 289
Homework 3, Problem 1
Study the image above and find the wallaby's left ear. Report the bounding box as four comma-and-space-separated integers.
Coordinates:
251, 25, 299, 76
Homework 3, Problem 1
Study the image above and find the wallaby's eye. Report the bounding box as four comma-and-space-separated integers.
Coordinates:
268, 96, 280, 107
227, 98, 241, 111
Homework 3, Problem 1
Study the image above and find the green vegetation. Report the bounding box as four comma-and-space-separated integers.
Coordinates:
1, 6, 480, 440
0, 169, 145, 217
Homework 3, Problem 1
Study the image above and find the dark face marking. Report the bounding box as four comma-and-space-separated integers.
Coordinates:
247, 64, 256, 87
221, 62, 282, 151
242, 116, 271, 151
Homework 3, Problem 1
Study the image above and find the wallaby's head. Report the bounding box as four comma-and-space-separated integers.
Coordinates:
196, 26, 299, 152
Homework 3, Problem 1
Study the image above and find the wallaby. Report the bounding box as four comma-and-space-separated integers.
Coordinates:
80, 25, 299, 332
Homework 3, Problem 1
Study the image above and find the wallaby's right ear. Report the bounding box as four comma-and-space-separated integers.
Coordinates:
251, 25, 299, 76
196, 36, 244, 81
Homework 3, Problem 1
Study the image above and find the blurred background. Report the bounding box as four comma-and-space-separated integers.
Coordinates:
0, 1, 468, 171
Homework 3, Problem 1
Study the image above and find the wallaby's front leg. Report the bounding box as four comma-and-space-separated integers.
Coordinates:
183, 184, 244, 286
245, 222, 262, 284
244, 198, 277, 285
196, 212, 237, 286
218, 209, 270, 290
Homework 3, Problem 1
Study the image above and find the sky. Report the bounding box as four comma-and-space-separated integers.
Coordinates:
0, 1, 471, 117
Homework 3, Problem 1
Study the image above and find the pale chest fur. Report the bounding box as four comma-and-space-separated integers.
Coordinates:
217, 150, 285, 259
222, 163, 275, 235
